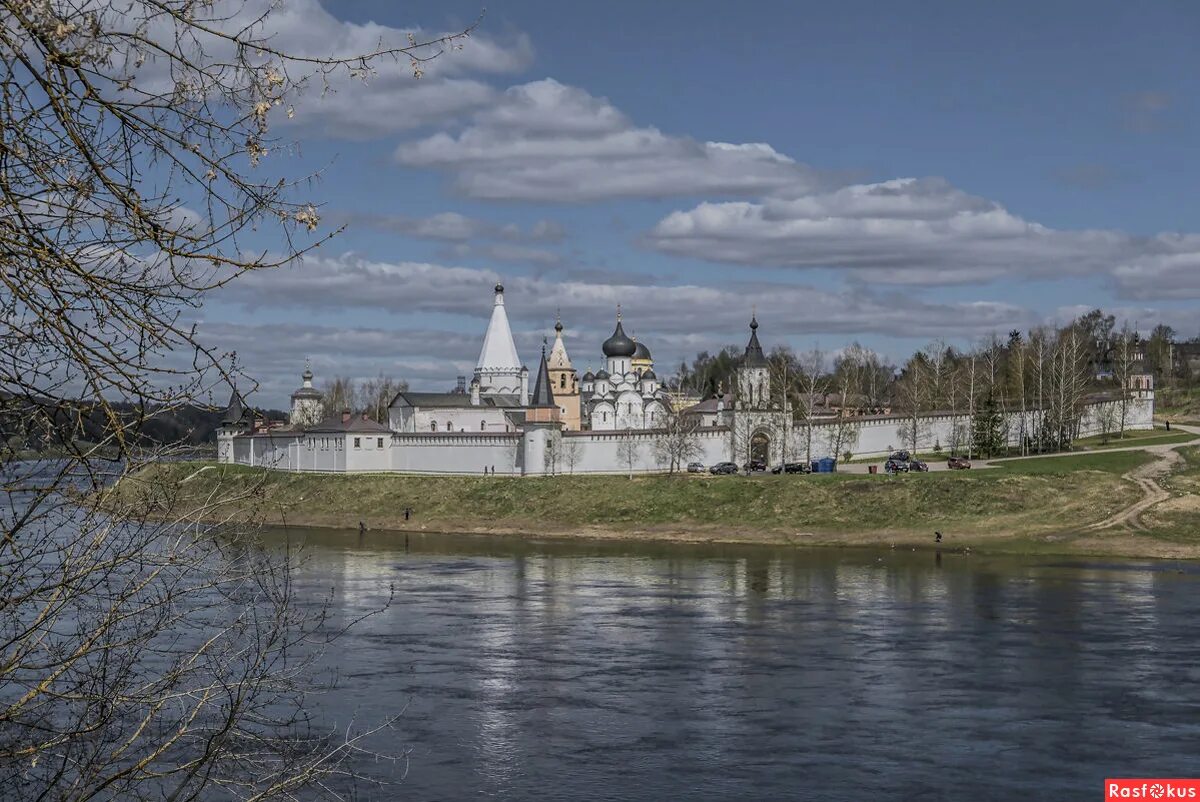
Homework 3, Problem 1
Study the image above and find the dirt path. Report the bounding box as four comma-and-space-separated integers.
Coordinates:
1079, 424, 1200, 533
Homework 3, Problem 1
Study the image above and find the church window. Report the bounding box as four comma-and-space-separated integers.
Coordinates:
560, 375, 566, 389
353, 437, 361, 449
446, 421, 452, 432
602, 412, 608, 422
481, 420, 487, 431
431, 421, 437, 432
377, 437, 384, 448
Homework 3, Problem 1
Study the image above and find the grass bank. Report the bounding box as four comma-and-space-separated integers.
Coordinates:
106, 450, 1200, 557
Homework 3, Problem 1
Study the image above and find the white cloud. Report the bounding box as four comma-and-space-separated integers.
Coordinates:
130, 0, 533, 139
209, 252, 1034, 368
337, 211, 566, 244
394, 79, 823, 201
645, 177, 1144, 285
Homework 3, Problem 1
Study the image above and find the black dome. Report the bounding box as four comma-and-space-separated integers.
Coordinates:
602, 320, 636, 357
633, 340, 651, 360
595, 368, 610, 380
582, 370, 595, 381
640, 368, 657, 382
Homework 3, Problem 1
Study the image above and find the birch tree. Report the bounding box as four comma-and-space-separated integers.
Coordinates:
0, 2, 470, 797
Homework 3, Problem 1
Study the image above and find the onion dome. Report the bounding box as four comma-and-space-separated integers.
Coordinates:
595, 368, 610, 380
601, 309, 636, 358
633, 340, 651, 361
582, 370, 595, 381
640, 368, 657, 382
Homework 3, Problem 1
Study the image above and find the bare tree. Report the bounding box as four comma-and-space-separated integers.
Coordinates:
1111, 324, 1138, 439
322, 375, 359, 416
616, 430, 641, 478
561, 434, 584, 474
654, 407, 704, 473
0, 1, 471, 797
360, 373, 408, 422
793, 348, 827, 464
894, 354, 934, 455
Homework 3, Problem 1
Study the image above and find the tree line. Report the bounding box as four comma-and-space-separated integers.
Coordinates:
671, 308, 1184, 461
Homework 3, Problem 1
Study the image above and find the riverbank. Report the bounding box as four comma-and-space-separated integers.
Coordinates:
112, 446, 1200, 558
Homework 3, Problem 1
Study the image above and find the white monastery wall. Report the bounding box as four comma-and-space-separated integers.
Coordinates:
220, 395, 1154, 475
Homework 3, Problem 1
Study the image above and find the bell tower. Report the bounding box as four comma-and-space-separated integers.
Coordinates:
547, 313, 581, 431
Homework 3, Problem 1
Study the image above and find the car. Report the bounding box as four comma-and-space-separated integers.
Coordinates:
709, 462, 739, 475
888, 450, 911, 463
686, 461, 706, 473
947, 456, 972, 470
771, 461, 812, 474
884, 458, 909, 474
742, 459, 768, 473
907, 459, 929, 472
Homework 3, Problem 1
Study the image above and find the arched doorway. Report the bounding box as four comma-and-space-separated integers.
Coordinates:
750, 431, 770, 465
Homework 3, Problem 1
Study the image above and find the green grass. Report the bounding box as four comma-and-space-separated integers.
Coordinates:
115, 458, 1147, 545
993, 450, 1158, 476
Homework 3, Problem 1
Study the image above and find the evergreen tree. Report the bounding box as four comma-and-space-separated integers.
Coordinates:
971, 393, 1005, 457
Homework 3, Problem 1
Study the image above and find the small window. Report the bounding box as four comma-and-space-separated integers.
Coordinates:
560, 375, 566, 389
354, 437, 361, 449
431, 421, 437, 432
445, 421, 451, 432
377, 437, 383, 448
481, 420, 487, 431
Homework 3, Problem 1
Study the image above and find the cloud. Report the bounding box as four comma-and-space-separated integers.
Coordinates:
336, 211, 566, 243
394, 79, 824, 201
132, 0, 533, 140
207, 251, 1034, 395
643, 177, 1197, 286
1112, 237, 1200, 299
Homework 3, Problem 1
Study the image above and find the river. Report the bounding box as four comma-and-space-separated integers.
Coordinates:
276, 529, 1200, 801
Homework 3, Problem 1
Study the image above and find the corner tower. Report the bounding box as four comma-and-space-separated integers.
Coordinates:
547, 314, 581, 431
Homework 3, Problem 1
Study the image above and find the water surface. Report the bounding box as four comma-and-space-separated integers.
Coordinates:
279, 529, 1200, 801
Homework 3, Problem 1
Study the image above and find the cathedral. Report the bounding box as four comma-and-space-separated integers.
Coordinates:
578, 310, 669, 430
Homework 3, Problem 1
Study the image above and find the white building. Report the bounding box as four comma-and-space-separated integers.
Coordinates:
218, 291, 1156, 476
579, 310, 670, 431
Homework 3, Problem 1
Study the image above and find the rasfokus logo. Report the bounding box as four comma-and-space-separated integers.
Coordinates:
1107, 779, 1200, 799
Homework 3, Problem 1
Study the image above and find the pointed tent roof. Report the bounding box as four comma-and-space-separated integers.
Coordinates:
548, 315, 573, 370
221, 388, 246, 425
476, 284, 522, 372
743, 314, 767, 367
528, 344, 557, 408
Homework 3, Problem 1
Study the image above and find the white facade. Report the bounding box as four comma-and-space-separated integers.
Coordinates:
217, 296, 1156, 476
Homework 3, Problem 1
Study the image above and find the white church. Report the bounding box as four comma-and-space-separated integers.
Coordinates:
217, 284, 1156, 476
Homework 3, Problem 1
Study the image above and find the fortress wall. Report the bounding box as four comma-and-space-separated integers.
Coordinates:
388, 433, 523, 475
225, 395, 1154, 474
557, 428, 730, 475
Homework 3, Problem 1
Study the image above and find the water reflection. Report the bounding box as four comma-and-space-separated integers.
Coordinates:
272, 528, 1200, 801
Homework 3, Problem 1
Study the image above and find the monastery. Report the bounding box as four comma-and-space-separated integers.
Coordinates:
217, 284, 1156, 475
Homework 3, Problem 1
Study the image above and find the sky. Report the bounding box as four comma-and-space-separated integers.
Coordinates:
193, 0, 1200, 407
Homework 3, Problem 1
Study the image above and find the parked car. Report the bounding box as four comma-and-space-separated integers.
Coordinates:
771, 462, 812, 475
908, 459, 929, 472
888, 450, 911, 463
686, 461, 706, 473
710, 462, 739, 475
947, 456, 972, 470
884, 458, 909, 474
743, 459, 768, 473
